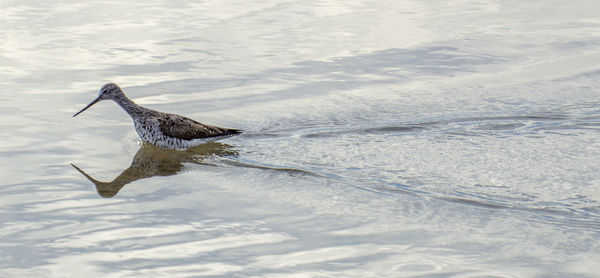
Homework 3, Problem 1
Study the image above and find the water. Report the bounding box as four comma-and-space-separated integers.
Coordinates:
2, 0, 600, 277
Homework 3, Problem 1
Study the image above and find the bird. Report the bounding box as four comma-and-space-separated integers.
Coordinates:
73, 83, 241, 149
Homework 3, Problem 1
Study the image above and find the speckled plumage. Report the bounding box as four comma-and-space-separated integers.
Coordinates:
73, 83, 241, 149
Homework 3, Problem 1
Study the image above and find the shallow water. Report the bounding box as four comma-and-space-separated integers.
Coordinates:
2, 0, 600, 277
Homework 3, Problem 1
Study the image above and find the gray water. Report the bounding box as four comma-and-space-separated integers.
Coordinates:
2, 1, 600, 277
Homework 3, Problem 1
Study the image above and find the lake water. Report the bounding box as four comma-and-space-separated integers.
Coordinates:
1, 1, 600, 277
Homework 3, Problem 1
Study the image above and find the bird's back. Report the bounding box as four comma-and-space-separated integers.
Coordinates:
157, 113, 241, 140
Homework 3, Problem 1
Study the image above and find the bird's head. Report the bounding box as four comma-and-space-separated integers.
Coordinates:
73, 83, 125, 117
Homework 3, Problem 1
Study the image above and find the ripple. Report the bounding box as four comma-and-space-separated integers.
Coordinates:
302, 125, 427, 138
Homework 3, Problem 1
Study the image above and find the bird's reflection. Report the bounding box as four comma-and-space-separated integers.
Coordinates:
71, 142, 237, 198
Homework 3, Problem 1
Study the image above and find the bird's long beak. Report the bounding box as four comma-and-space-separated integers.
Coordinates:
73, 96, 102, 117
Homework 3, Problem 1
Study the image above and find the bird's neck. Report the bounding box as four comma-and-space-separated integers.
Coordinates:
113, 95, 143, 116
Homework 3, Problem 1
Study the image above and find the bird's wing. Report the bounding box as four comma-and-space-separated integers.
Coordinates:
158, 114, 240, 140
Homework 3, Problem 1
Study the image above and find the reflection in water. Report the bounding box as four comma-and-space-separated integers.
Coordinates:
71, 142, 237, 198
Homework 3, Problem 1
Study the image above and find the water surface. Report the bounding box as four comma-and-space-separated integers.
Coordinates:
1, 0, 600, 277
